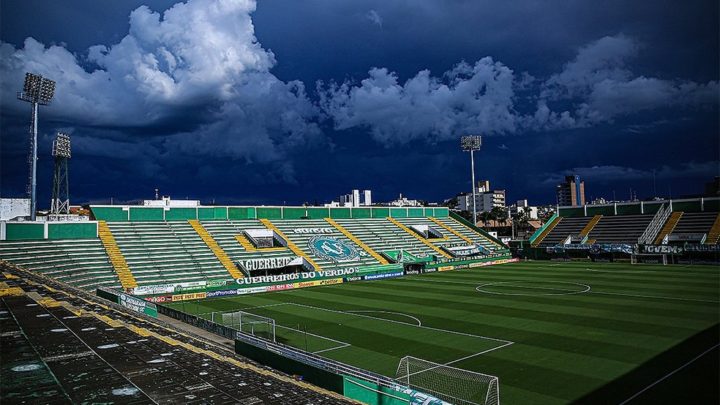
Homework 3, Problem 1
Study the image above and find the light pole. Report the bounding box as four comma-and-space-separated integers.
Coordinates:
461, 135, 482, 226
17, 72, 56, 221
50, 133, 71, 220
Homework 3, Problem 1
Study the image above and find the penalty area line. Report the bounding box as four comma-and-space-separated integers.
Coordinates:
618, 343, 720, 405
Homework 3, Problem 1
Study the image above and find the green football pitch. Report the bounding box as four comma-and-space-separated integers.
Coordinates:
167, 261, 719, 404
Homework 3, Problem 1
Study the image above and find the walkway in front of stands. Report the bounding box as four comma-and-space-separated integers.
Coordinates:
0, 263, 354, 404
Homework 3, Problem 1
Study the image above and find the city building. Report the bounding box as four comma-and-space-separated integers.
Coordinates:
387, 193, 423, 207
457, 180, 506, 213
325, 189, 372, 207
556, 175, 585, 206
510, 199, 538, 220
0, 198, 30, 221
143, 196, 200, 207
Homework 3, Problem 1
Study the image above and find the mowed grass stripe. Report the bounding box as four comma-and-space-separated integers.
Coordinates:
411, 268, 720, 302
456, 349, 610, 403
245, 299, 633, 383
309, 281, 707, 338
393, 277, 718, 320
424, 269, 720, 298
166, 261, 719, 405
501, 261, 718, 275
281, 287, 670, 363
443, 263, 719, 283
244, 303, 499, 369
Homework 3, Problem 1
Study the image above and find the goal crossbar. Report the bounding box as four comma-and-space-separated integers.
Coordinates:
395, 356, 500, 405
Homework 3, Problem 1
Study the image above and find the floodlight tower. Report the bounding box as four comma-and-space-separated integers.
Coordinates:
17, 72, 56, 221
461, 135, 482, 226
50, 133, 71, 219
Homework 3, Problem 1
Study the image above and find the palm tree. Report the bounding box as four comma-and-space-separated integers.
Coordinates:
478, 211, 492, 227
491, 206, 508, 227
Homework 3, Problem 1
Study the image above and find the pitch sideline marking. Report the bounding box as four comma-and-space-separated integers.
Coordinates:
618, 343, 720, 405
344, 310, 422, 326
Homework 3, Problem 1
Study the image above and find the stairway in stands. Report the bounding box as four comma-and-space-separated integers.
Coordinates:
259, 219, 323, 271
579, 215, 602, 241
325, 218, 388, 265
386, 217, 452, 259
97, 221, 137, 289
532, 216, 562, 247
188, 220, 243, 279
653, 212, 683, 244
706, 214, 720, 244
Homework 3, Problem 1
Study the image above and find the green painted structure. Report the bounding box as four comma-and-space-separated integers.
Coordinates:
90, 205, 450, 222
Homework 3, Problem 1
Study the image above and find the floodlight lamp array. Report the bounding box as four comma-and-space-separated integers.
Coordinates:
19, 72, 56, 105
460, 135, 482, 151
52, 133, 71, 158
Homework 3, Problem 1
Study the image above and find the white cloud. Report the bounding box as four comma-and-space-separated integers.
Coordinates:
539, 161, 720, 185
0, 0, 321, 177
366, 10, 383, 27
537, 34, 719, 125
318, 58, 517, 144
318, 33, 717, 143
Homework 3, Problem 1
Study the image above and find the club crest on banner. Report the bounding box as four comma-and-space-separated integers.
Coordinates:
308, 235, 359, 262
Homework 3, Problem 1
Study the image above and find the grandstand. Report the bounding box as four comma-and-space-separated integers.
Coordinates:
0, 263, 352, 404
531, 197, 720, 248
0, 239, 121, 290
0, 205, 507, 293
2, 198, 718, 404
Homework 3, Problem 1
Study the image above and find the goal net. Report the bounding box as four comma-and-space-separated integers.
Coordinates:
631, 253, 668, 265
219, 310, 276, 342
395, 356, 500, 405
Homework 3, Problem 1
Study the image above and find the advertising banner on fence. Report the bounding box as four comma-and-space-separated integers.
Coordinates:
172, 292, 207, 301
639, 244, 720, 254
236, 268, 359, 285
364, 271, 404, 281
144, 295, 172, 303
468, 257, 519, 268
118, 292, 157, 317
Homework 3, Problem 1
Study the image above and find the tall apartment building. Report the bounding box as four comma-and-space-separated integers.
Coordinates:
556, 175, 585, 206
458, 180, 506, 213
325, 189, 372, 207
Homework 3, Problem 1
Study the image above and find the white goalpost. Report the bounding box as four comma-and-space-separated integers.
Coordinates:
216, 310, 277, 342
631, 253, 668, 265
395, 356, 500, 405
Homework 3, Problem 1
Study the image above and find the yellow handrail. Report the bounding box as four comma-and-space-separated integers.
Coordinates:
325, 218, 389, 264
386, 217, 452, 259
97, 221, 137, 289
259, 219, 322, 271
188, 220, 243, 279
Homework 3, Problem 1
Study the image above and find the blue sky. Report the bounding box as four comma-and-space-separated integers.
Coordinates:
1, 0, 718, 207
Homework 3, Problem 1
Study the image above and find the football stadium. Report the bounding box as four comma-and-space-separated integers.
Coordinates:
1, 1, 719, 404
1, 200, 719, 404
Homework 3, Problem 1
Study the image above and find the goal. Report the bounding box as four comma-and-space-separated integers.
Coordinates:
631, 253, 668, 265
218, 310, 276, 342
395, 356, 500, 405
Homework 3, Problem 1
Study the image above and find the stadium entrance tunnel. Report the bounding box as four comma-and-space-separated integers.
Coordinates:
475, 281, 591, 296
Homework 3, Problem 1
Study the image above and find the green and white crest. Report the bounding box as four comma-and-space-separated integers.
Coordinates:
308, 235, 359, 262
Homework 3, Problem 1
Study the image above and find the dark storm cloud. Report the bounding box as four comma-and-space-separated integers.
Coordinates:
0, 0, 717, 206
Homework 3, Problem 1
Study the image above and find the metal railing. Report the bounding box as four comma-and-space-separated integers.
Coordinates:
638, 204, 670, 244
